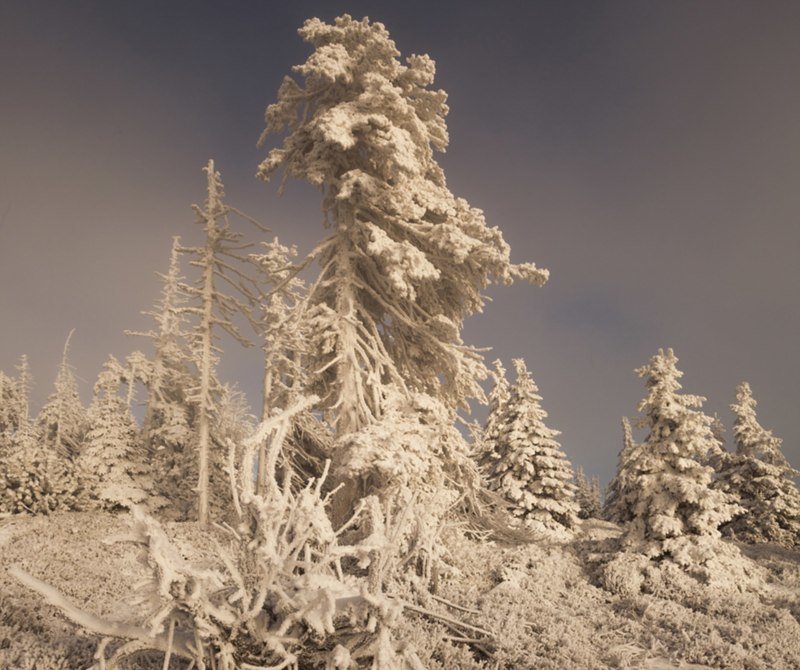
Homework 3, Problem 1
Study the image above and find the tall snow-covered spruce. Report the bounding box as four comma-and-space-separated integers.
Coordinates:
622, 348, 740, 556
258, 15, 548, 518
717, 382, 800, 547
480, 359, 579, 535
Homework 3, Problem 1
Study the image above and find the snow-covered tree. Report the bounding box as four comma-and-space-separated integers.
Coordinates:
181, 161, 264, 525
603, 417, 642, 524
258, 15, 548, 519
248, 237, 309, 493
575, 466, 602, 520
0, 369, 19, 454
79, 356, 158, 510
479, 359, 578, 534
717, 382, 800, 547
476, 359, 510, 454
0, 355, 35, 456
1, 353, 87, 516
128, 237, 198, 513
37, 331, 87, 459
14, 354, 33, 437
621, 348, 740, 553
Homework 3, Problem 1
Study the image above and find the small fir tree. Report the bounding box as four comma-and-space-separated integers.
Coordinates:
37, 331, 87, 458
717, 382, 800, 547
79, 356, 158, 510
622, 348, 740, 554
477, 359, 510, 457
0, 369, 19, 455
575, 466, 602, 520
480, 358, 578, 534
603, 417, 642, 524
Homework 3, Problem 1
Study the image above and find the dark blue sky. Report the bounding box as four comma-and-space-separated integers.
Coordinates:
1, 1, 799, 484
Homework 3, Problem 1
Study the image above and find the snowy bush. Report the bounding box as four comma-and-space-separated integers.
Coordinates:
0, 449, 88, 516
12, 397, 442, 669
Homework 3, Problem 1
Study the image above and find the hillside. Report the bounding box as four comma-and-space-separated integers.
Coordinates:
2, 510, 799, 669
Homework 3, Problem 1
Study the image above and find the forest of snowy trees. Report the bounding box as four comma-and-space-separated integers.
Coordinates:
1, 14, 799, 670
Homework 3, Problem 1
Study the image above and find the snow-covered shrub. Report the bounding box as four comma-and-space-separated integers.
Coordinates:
716, 382, 800, 547
11, 397, 435, 669
0, 448, 88, 515
480, 359, 579, 536
599, 551, 650, 598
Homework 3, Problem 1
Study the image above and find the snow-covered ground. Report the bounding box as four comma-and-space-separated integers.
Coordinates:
2, 512, 799, 669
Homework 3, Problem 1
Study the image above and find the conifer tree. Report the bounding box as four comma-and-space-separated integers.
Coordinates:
258, 16, 548, 519
575, 466, 602, 520
480, 359, 578, 534
622, 348, 740, 552
248, 237, 309, 492
128, 237, 198, 512
603, 417, 642, 524
182, 161, 264, 525
79, 356, 157, 510
37, 331, 87, 458
0, 370, 18, 454
717, 382, 800, 547
477, 359, 510, 457
14, 354, 32, 438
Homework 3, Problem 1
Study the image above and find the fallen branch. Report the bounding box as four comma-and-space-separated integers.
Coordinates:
9, 567, 195, 660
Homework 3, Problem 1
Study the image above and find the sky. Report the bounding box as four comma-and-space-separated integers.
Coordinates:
1, 1, 798, 485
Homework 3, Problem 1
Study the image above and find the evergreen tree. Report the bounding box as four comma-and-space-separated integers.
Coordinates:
717, 382, 800, 547
37, 331, 87, 458
575, 466, 602, 520
622, 348, 740, 552
248, 237, 309, 493
0, 369, 19, 455
603, 417, 642, 524
79, 356, 157, 510
480, 359, 578, 534
477, 359, 510, 457
181, 161, 264, 525
128, 237, 198, 515
258, 15, 548, 519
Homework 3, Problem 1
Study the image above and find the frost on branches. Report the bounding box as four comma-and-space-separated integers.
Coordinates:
258, 15, 548, 440
12, 397, 431, 670
621, 349, 741, 558
128, 237, 200, 519
717, 382, 800, 547
37, 331, 88, 459
603, 417, 642, 525
574, 466, 602, 520
78, 356, 160, 511
480, 359, 578, 536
